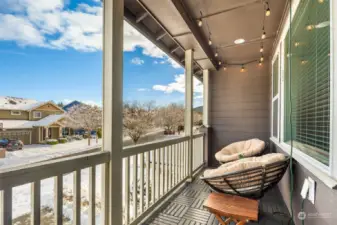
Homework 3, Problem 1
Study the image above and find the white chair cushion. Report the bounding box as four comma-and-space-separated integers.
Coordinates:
203, 153, 286, 178
215, 138, 265, 163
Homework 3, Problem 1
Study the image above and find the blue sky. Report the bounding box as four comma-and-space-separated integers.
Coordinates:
0, 0, 203, 107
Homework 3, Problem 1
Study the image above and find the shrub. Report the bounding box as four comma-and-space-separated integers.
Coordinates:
46, 139, 58, 145
97, 128, 102, 139
58, 138, 68, 144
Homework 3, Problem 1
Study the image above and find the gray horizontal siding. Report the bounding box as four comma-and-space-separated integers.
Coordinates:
209, 64, 270, 165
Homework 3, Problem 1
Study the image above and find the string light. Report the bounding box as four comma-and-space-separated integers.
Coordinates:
318, 0, 324, 3
260, 55, 264, 62
208, 38, 212, 46
260, 45, 264, 53
223, 65, 227, 71
301, 59, 308, 65
261, 31, 266, 39
215, 51, 218, 57
197, 19, 202, 27
258, 61, 263, 67
240, 64, 246, 73
218, 61, 222, 65
294, 42, 300, 47
265, 2, 271, 16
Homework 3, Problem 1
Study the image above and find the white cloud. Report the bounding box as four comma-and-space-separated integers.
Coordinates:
166, 58, 182, 69
0, 0, 182, 68
0, 14, 45, 47
152, 74, 203, 95
131, 57, 144, 65
137, 88, 150, 92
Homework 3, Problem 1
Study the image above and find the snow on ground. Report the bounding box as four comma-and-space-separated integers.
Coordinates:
2, 133, 184, 223
12, 166, 104, 225
0, 139, 102, 169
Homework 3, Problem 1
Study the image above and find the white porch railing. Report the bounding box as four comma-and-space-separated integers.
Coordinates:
192, 133, 205, 172
0, 133, 205, 225
122, 133, 205, 225
0, 151, 110, 225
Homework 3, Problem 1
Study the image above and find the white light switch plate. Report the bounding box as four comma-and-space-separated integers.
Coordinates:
308, 177, 316, 204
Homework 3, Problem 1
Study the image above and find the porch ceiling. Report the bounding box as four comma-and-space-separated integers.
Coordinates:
124, 0, 287, 77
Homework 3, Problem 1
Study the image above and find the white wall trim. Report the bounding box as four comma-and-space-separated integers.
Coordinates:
330, 0, 337, 178
271, 137, 337, 189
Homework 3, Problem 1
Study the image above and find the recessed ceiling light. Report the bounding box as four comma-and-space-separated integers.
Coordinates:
234, 38, 245, 44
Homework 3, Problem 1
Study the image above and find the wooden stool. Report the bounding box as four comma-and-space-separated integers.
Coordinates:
203, 193, 258, 225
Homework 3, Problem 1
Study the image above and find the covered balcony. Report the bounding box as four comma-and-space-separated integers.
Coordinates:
0, 0, 336, 225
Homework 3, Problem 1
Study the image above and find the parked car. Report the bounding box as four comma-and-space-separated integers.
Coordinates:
5, 139, 24, 151
0, 138, 9, 147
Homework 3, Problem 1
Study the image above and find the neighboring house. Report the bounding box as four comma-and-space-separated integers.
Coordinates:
0, 96, 67, 144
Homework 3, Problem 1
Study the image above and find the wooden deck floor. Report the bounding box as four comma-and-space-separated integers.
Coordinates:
143, 178, 291, 225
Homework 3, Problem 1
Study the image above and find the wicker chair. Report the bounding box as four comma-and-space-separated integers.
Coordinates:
201, 156, 290, 199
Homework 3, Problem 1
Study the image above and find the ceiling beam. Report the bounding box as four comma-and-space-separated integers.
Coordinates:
125, 7, 203, 76
155, 31, 167, 41
170, 45, 180, 54
136, 11, 149, 23
171, 0, 218, 70
172, 32, 192, 38
124, 8, 183, 68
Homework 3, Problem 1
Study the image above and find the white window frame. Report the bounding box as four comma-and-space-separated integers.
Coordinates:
270, 0, 337, 186
11, 111, 21, 116
33, 111, 42, 119
271, 49, 281, 141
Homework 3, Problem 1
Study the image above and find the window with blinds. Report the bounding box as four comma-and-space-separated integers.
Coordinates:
284, 0, 330, 165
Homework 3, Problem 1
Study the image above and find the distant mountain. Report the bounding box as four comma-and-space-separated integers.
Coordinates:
63, 100, 82, 111
193, 106, 203, 113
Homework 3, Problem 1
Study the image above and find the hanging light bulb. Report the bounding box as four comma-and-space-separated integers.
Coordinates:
240, 65, 246, 73
261, 31, 266, 39
223, 65, 227, 71
215, 51, 218, 57
260, 46, 264, 53
258, 60, 263, 67
208, 38, 212, 46
218, 61, 222, 65
265, 7, 271, 16
197, 19, 203, 27
260, 55, 264, 62
294, 42, 300, 47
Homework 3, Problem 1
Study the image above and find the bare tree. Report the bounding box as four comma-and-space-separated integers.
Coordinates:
156, 103, 184, 134
67, 104, 102, 146
123, 101, 155, 144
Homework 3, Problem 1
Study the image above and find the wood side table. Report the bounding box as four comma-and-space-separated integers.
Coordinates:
203, 193, 259, 225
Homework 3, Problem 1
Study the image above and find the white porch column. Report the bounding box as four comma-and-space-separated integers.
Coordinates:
45, 127, 49, 140
203, 70, 210, 127
202, 69, 212, 166
102, 0, 123, 224
184, 49, 193, 178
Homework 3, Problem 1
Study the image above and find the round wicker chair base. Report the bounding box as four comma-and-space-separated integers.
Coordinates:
201, 156, 290, 199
